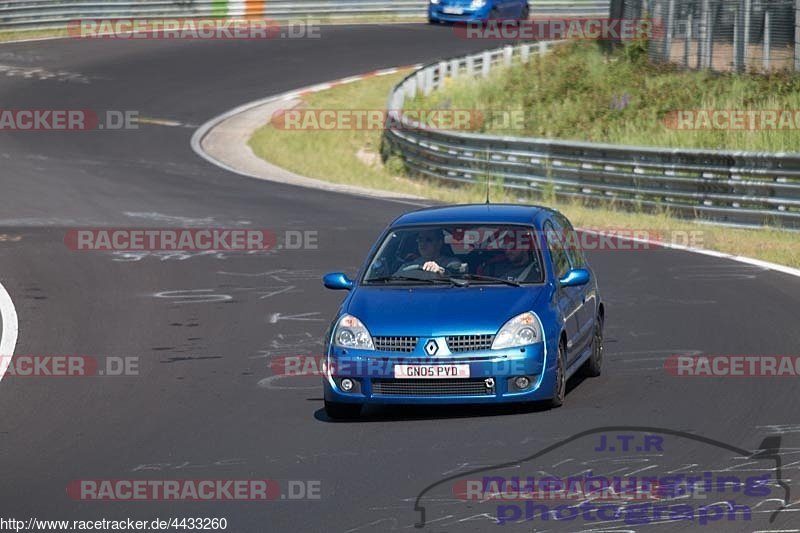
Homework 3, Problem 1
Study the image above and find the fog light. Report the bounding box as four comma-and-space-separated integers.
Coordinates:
341, 378, 354, 391
514, 376, 531, 390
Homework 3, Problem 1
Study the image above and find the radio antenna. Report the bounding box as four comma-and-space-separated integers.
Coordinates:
484, 148, 491, 204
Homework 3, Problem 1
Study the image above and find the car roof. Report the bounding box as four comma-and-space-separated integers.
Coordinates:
390, 203, 561, 227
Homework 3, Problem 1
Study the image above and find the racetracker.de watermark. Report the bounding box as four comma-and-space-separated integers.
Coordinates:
664, 109, 800, 130
64, 229, 279, 252
454, 18, 663, 40
0, 110, 138, 131
67, 18, 320, 39
273, 356, 549, 378
269, 108, 525, 131
0, 355, 139, 377
453, 475, 662, 501
443, 227, 704, 252
66, 480, 321, 500
665, 355, 800, 377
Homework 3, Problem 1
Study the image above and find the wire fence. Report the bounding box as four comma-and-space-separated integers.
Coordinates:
612, 0, 799, 71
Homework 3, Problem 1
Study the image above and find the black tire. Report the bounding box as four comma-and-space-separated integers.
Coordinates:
428, 17, 437, 24
324, 400, 362, 420
550, 342, 567, 408
582, 314, 603, 377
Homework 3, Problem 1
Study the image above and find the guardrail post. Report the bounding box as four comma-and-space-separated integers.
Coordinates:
521, 44, 530, 63
415, 70, 425, 96
538, 41, 548, 55
762, 10, 771, 71
424, 68, 434, 95
466, 55, 475, 76
482, 51, 491, 77
503, 45, 513, 67
392, 92, 405, 110
406, 77, 417, 99
450, 58, 460, 79
437, 61, 448, 88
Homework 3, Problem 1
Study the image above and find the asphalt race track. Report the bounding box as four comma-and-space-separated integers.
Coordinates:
0, 24, 799, 532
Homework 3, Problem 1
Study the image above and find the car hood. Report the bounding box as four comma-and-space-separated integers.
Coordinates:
345, 285, 549, 336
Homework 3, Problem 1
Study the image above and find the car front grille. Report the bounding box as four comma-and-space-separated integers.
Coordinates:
372, 379, 494, 397
445, 334, 495, 353
373, 336, 418, 353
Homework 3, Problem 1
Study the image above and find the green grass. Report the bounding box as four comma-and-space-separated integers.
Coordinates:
410, 40, 800, 152
247, 65, 800, 268
0, 28, 71, 42
249, 71, 448, 198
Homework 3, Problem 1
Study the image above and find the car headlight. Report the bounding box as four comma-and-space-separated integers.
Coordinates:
492, 312, 542, 349
430, 0, 440, 4
470, 0, 486, 7
333, 314, 375, 350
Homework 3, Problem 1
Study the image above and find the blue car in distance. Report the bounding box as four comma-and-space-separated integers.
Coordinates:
428, 0, 529, 24
321, 204, 604, 419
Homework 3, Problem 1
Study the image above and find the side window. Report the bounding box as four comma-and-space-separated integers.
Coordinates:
544, 220, 570, 279
553, 213, 585, 268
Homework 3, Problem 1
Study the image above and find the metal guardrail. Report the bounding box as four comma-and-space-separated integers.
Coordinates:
0, 0, 610, 30
382, 42, 800, 228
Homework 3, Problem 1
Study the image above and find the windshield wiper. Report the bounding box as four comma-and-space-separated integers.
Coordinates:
454, 274, 521, 287
366, 275, 451, 284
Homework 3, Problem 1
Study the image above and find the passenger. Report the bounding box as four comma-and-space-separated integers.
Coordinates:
485, 246, 538, 282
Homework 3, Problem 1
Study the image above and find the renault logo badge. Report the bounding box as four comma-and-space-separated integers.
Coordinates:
424, 339, 439, 356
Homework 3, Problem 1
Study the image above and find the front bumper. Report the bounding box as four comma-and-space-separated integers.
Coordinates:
323, 343, 553, 405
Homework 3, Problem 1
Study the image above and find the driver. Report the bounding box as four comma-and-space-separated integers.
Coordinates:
396, 229, 461, 275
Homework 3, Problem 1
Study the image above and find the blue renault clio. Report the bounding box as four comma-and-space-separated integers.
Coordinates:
428, 0, 529, 24
322, 204, 603, 419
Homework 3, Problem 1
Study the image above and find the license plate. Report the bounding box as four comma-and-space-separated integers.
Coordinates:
394, 364, 470, 379
442, 6, 464, 14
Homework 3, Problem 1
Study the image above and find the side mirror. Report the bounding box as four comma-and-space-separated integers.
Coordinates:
323, 272, 354, 290
559, 268, 590, 287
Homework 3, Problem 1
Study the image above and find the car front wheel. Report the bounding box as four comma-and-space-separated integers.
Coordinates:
582, 314, 603, 377
550, 343, 566, 408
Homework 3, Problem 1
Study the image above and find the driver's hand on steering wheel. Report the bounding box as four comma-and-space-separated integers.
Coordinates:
422, 261, 446, 274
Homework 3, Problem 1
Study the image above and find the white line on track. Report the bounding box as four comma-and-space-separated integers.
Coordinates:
578, 227, 800, 280
0, 280, 19, 382
190, 65, 429, 208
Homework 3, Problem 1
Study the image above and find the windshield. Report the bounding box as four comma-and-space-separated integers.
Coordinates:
362, 224, 544, 285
